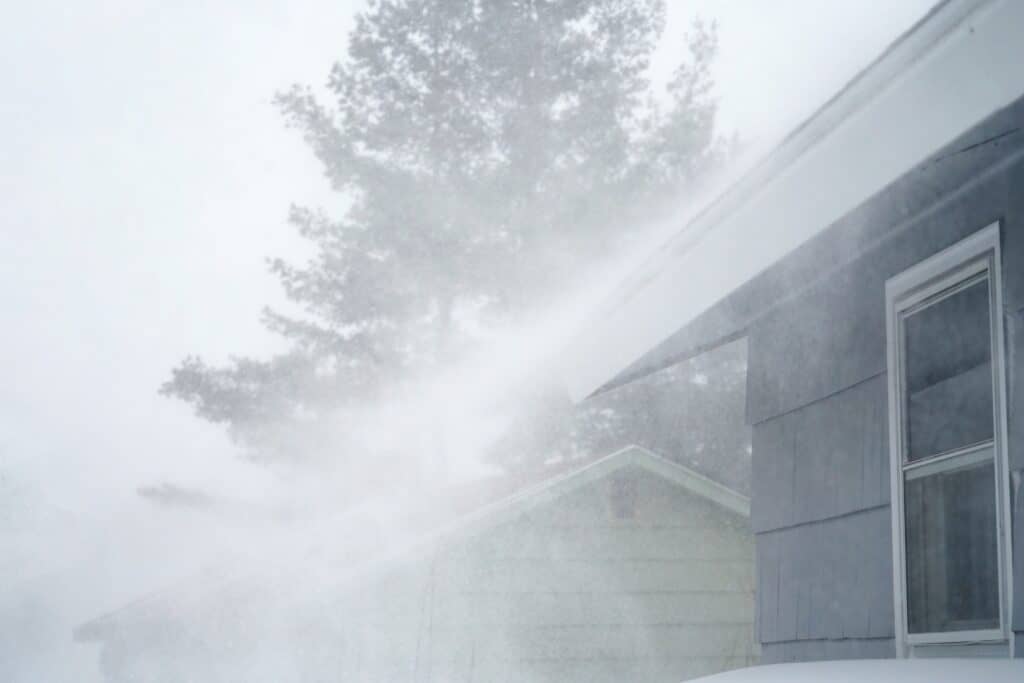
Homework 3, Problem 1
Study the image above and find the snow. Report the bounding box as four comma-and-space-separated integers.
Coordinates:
692, 659, 1024, 683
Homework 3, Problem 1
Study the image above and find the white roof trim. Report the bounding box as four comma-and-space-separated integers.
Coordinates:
563, 0, 1024, 401
433, 445, 750, 538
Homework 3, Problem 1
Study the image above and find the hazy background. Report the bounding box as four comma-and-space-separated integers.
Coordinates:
1, 1, 934, 680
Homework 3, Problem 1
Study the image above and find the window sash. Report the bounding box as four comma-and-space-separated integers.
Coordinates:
896, 269, 994, 466
892, 256, 989, 316
885, 222, 1012, 655
906, 627, 1005, 647
902, 440, 992, 481
896, 261, 1002, 639
903, 451, 1000, 635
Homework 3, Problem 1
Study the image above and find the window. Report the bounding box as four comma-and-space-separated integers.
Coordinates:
886, 223, 1013, 654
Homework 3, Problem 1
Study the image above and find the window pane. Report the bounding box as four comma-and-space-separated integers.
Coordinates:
904, 456, 999, 634
903, 277, 993, 461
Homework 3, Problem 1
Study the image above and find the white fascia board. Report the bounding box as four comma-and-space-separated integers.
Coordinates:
427, 445, 749, 547
563, 0, 1024, 402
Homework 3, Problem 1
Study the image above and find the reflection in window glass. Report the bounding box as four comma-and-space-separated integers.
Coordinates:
903, 277, 993, 461
904, 457, 999, 634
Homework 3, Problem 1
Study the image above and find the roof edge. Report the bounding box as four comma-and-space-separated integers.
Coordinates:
564, 0, 1024, 401
377, 446, 748, 563
599, 0, 986, 320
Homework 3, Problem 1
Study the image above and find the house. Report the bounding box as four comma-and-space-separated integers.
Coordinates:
562, 0, 1024, 661
76, 446, 757, 682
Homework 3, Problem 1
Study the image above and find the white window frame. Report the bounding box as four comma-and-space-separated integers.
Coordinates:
885, 222, 1014, 657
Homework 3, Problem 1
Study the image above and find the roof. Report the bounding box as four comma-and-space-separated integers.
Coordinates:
75, 444, 748, 641
562, 0, 1024, 401
419, 445, 750, 542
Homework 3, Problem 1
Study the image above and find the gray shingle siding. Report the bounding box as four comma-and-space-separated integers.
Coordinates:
756, 507, 893, 646
1006, 160, 1024, 647
1002, 159, 1024, 315
746, 164, 1014, 425
605, 94, 1024, 661
760, 637, 894, 664
745, 102, 1024, 658
751, 377, 889, 535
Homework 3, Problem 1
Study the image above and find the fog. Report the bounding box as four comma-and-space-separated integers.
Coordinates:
2, 1, 934, 680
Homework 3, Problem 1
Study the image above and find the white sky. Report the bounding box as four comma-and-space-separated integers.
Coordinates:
0, 1, 935, 679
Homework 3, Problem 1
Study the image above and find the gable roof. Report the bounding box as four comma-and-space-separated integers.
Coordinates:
75, 445, 748, 641
562, 0, 1024, 401
421, 445, 750, 545
287, 444, 750, 616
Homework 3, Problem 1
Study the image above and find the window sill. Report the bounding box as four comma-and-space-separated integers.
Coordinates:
907, 628, 1005, 646
909, 639, 1010, 659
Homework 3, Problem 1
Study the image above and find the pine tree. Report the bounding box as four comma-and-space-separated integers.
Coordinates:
162, 1, 724, 479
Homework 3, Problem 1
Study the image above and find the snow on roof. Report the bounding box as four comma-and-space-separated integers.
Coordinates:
696, 659, 1023, 683
562, 0, 1024, 401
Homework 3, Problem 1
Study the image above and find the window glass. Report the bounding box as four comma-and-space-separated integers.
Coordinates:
903, 277, 993, 461
904, 456, 999, 634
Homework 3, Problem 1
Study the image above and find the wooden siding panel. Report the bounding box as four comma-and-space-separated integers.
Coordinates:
490, 623, 757, 660
1010, 310, 1024, 474
825, 524, 849, 641
863, 382, 891, 515
745, 258, 881, 425
755, 534, 779, 648
748, 168, 1013, 425
1015, 400, 1024, 637
756, 507, 893, 644
774, 531, 798, 644
468, 526, 751, 562
865, 504, 897, 639
751, 416, 794, 532
841, 513, 872, 640
1012, 306, 1024, 636
422, 628, 757, 682
752, 377, 889, 533
1002, 157, 1024, 312
812, 522, 835, 640
760, 637, 894, 664
448, 645, 716, 683
429, 591, 754, 628
1004, 161, 1024, 634
790, 416, 816, 533
432, 558, 755, 595
830, 390, 864, 530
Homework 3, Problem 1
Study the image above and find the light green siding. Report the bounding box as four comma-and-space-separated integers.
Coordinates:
326, 467, 757, 682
